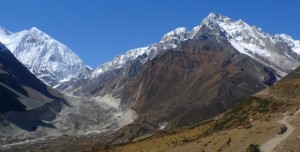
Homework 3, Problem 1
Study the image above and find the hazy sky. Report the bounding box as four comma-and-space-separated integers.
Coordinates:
1, 0, 299, 68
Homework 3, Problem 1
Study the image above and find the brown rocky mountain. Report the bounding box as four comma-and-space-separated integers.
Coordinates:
120, 26, 278, 128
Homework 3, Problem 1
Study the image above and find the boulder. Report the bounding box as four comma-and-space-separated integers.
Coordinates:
278, 124, 287, 135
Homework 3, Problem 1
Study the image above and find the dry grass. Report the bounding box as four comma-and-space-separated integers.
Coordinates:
105, 118, 281, 152
105, 121, 213, 152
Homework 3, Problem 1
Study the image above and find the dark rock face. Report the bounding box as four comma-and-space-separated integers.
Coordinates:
0, 84, 26, 112
0, 42, 67, 136
0, 43, 62, 100
121, 32, 278, 127
3, 99, 63, 132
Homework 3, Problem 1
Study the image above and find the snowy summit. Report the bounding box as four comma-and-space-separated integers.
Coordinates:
0, 26, 92, 87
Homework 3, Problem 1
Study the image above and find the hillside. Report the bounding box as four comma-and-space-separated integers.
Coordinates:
0, 42, 69, 146
104, 67, 300, 152
7, 62, 300, 152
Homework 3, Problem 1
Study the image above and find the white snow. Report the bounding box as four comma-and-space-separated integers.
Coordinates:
293, 41, 300, 54
91, 27, 189, 79
229, 39, 254, 57
274, 34, 300, 54
160, 27, 188, 43
0, 26, 91, 86
197, 13, 300, 75
158, 122, 168, 130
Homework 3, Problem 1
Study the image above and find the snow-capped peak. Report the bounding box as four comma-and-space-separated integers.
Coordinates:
191, 13, 300, 75
29, 27, 40, 32
189, 13, 232, 38
160, 27, 188, 45
203, 13, 233, 25
26, 27, 51, 40
91, 27, 189, 78
91, 47, 149, 78
0, 26, 92, 87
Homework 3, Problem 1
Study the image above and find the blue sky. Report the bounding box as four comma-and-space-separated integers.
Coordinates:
1, 0, 300, 68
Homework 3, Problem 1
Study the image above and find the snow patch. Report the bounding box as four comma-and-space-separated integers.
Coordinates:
158, 122, 168, 130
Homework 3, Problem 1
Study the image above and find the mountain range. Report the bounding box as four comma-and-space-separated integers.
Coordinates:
1, 13, 300, 151
1, 13, 300, 92
56, 13, 300, 128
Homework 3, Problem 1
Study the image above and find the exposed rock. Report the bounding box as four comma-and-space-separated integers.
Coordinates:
278, 124, 288, 135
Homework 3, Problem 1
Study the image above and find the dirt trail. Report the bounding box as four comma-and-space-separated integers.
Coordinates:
260, 109, 300, 152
